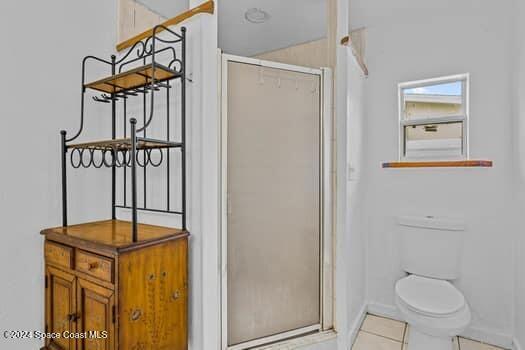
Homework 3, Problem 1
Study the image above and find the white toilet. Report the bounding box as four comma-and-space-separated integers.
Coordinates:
395, 216, 471, 350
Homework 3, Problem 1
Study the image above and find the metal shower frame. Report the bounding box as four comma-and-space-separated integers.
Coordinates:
60, 25, 187, 241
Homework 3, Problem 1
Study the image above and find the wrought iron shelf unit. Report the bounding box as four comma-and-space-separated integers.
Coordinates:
60, 25, 187, 242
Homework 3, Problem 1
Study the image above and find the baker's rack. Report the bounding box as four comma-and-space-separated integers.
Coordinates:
60, 25, 187, 241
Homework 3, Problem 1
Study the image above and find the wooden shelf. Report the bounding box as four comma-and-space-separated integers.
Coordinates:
85, 63, 181, 94
68, 137, 182, 151
340, 28, 368, 77
382, 160, 493, 168
116, 0, 215, 52
41, 219, 188, 252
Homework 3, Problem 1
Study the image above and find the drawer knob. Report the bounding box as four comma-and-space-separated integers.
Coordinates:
88, 262, 99, 270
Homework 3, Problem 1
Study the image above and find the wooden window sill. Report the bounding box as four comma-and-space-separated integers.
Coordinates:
382, 160, 493, 168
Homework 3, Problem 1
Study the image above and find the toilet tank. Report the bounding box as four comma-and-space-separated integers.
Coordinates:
398, 216, 465, 280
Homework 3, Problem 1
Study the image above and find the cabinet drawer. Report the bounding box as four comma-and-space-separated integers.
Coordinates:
75, 250, 114, 283
44, 241, 73, 269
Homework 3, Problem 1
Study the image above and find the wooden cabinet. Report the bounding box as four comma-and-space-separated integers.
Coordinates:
41, 220, 189, 350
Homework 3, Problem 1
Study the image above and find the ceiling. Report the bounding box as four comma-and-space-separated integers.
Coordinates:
219, 0, 327, 56
133, 0, 327, 57
134, 0, 189, 18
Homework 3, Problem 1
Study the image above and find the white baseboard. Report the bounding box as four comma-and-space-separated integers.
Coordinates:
366, 302, 513, 349
460, 325, 513, 349
366, 302, 403, 322
347, 304, 367, 347
514, 337, 523, 350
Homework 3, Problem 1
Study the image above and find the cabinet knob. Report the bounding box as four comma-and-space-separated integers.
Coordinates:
67, 313, 80, 322
130, 309, 142, 321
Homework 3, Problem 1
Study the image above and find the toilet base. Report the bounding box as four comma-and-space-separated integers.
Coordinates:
407, 327, 454, 350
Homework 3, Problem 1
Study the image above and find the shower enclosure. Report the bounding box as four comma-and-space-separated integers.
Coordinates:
220, 54, 333, 350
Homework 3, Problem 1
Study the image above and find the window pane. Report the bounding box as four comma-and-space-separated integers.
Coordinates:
404, 121, 463, 159
403, 81, 463, 120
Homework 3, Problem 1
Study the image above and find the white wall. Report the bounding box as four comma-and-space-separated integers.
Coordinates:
345, 50, 367, 344
350, 0, 517, 347
514, 0, 525, 347
113, 13, 217, 350
0, 2, 221, 349
0, 1, 116, 349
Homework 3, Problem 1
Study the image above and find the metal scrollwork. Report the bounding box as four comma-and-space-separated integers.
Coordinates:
59, 23, 187, 233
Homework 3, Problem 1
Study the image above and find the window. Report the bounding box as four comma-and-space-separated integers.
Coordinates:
398, 74, 469, 160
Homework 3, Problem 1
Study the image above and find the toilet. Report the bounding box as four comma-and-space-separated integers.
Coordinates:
395, 216, 471, 350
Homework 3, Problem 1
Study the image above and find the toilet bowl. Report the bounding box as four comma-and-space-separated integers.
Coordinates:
396, 216, 470, 350
395, 275, 471, 350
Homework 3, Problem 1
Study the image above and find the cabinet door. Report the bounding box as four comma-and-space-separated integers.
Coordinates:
76, 278, 115, 350
118, 239, 188, 350
46, 266, 77, 350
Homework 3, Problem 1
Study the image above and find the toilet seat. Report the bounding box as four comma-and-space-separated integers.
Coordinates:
395, 275, 471, 338
395, 275, 465, 318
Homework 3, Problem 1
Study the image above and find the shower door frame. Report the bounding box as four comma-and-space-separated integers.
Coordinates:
220, 53, 334, 350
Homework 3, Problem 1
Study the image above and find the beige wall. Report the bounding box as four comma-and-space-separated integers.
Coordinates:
405, 101, 461, 119
118, 0, 165, 44
405, 101, 462, 140
406, 122, 462, 140
255, 38, 330, 68
254, 0, 336, 69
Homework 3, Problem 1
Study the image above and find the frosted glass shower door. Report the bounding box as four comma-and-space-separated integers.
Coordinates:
224, 59, 321, 348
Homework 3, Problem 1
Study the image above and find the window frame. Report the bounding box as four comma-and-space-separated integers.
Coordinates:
398, 73, 470, 161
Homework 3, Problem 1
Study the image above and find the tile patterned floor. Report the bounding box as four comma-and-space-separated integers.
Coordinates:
352, 314, 507, 350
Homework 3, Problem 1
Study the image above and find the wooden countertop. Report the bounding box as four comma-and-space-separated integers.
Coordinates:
41, 219, 189, 254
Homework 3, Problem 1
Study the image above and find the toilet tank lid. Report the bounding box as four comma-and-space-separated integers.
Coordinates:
398, 216, 465, 231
